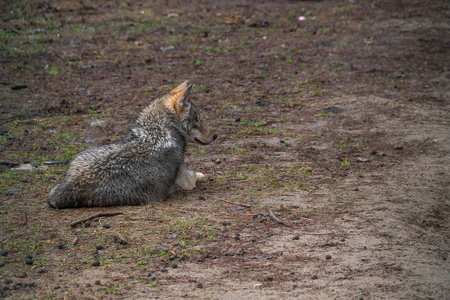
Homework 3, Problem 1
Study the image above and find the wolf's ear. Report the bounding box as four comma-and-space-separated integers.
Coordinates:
165, 80, 192, 115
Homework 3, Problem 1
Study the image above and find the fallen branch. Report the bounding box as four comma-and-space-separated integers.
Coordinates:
268, 210, 290, 227
218, 199, 251, 208
70, 212, 123, 228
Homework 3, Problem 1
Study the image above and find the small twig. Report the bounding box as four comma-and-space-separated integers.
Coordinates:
70, 212, 123, 228
218, 199, 251, 208
268, 210, 290, 227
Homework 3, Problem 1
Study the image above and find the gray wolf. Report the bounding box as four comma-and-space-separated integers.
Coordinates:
47, 81, 217, 208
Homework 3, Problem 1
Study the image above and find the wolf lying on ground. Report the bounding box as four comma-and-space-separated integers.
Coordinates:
47, 81, 217, 208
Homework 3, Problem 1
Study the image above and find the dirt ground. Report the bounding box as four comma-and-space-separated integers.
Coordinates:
0, 0, 449, 299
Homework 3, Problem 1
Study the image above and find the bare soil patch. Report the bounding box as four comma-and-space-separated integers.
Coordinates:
1, 1, 449, 299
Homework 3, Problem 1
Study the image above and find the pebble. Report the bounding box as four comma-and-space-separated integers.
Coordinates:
1, 250, 8, 256
57, 243, 64, 249
95, 245, 103, 250
234, 117, 241, 122
17, 272, 27, 278
195, 283, 203, 289
324, 106, 340, 114
160, 268, 168, 272
311, 275, 318, 280
222, 221, 231, 226
0, 261, 5, 267
102, 224, 110, 229
292, 235, 300, 240
37, 268, 47, 273
198, 196, 206, 200
234, 233, 240, 240
370, 150, 377, 155
25, 258, 33, 265
94, 280, 101, 285
325, 254, 332, 260
92, 260, 101, 267
5, 189, 19, 196
171, 263, 178, 269
84, 221, 91, 227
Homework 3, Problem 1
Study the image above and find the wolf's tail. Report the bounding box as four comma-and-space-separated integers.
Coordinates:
47, 181, 76, 209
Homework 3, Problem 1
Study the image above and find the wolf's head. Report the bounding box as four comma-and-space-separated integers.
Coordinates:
164, 81, 217, 145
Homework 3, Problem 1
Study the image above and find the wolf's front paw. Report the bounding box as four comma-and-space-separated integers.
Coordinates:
195, 172, 207, 183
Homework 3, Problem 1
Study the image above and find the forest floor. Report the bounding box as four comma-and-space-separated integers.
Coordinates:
0, 0, 449, 299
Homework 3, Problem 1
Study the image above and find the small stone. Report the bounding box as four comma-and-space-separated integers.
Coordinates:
92, 260, 101, 267
370, 150, 377, 155
160, 268, 168, 272
102, 224, 110, 229
198, 196, 206, 200
292, 235, 300, 240
25, 258, 33, 265
222, 221, 231, 226
324, 106, 340, 114
5, 189, 19, 196
394, 145, 403, 149
234, 117, 241, 122
195, 283, 203, 289
238, 248, 246, 255
1, 250, 8, 256
95, 245, 103, 250
171, 263, 178, 269
17, 272, 27, 278
325, 254, 332, 260
37, 268, 47, 273
53, 285, 61, 290
26, 254, 33, 259
57, 243, 64, 249
0, 261, 5, 267
311, 275, 318, 280
94, 280, 101, 285
234, 233, 240, 240
197, 255, 205, 262
4, 278, 12, 284
84, 221, 91, 227
280, 139, 285, 144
